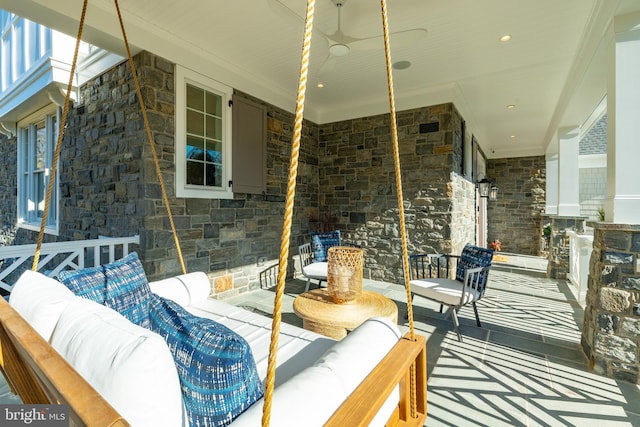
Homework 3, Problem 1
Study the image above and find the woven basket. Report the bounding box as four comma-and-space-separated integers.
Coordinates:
327, 246, 364, 303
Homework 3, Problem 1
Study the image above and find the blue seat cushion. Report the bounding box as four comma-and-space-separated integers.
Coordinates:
455, 244, 494, 293
148, 294, 264, 427
311, 230, 341, 262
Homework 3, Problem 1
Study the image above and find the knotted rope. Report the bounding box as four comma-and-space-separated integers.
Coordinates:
380, 0, 419, 418
32, 0, 88, 271
262, 0, 316, 426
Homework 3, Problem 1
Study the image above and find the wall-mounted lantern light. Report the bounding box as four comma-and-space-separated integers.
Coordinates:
476, 177, 492, 198
489, 185, 499, 201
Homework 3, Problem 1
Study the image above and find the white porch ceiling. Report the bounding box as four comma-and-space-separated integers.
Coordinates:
1, 0, 639, 159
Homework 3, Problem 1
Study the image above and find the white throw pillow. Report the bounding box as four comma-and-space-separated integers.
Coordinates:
9, 270, 76, 341
149, 272, 211, 306
50, 297, 183, 427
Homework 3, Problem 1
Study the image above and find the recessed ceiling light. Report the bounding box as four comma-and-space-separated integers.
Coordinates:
506, 104, 515, 109
317, 83, 324, 88
499, 34, 512, 42
392, 60, 412, 70
510, 135, 516, 139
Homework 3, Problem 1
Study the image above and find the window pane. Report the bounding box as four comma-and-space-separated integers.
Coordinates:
186, 84, 204, 111
207, 140, 222, 164
186, 110, 204, 135
21, 130, 29, 163
206, 163, 220, 187
186, 160, 204, 185
35, 171, 44, 217
206, 115, 222, 140
205, 91, 222, 116
186, 136, 212, 186
186, 135, 204, 156
36, 120, 46, 170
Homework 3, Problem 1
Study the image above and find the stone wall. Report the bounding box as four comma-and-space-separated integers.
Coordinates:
487, 156, 546, 255
317, 103, 472, 282
40, 52, 318, 293
0, 134, 17, 246
582, 222, 640, 384
451, 173, 476, 255
61, 56, 148, 243
0, 52, 489, 292
545, 216, 587, 279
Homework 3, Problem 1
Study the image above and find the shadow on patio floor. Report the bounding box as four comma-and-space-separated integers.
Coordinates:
227, 261, 640, 427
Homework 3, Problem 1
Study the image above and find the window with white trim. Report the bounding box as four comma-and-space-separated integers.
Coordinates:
17, 105, 60, 233
175, 66, 233, 199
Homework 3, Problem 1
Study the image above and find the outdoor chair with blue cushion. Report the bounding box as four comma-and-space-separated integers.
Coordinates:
298, 243, 328, 292
409, 244, 494, 341
298, 230, 341, 292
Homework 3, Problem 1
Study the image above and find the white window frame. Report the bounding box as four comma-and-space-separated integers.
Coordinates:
175, 65, 233, 199
16, 104, 60, 235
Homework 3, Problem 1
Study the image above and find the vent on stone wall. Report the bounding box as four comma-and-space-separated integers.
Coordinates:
419, 122, 439, 133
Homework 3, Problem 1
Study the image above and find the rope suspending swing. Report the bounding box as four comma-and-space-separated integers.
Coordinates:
32, 0, 187, 276
262, 0, 425, 425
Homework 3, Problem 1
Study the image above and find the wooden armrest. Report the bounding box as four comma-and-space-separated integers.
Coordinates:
326, 333, 427, 427
0, 298, 129, 426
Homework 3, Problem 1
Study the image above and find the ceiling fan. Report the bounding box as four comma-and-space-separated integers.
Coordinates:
268, 0, 427, 74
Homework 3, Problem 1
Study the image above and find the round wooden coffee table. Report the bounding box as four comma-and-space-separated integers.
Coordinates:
293, 289, 398, 340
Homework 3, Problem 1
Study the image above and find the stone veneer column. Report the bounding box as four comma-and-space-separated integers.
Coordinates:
546, 216, 586, 279
582, 222, 640, 384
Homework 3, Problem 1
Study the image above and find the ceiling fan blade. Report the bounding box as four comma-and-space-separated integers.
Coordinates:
266, 0, 301, 25
316, 55, 337, 77
348, 28, 428, 51
325, 29, 362, 46
267, 0, 333, 42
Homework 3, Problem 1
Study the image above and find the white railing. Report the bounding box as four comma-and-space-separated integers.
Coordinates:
0, 236, 140, 293
567, 230, 593, 306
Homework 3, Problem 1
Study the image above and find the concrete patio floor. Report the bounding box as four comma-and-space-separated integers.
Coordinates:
226, 255, 640, 426
1, 254, 638, 426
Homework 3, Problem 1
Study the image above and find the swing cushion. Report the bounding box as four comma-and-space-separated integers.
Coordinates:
50, 296, 183, 427
148, 294, 264, 427
311, 230, 341, 262
58, 252, 152, 328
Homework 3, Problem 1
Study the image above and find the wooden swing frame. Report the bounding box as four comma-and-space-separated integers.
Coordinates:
0, 1, 427, 426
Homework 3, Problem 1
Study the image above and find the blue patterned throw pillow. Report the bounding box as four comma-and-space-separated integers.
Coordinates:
59, 252, 152, 328
148, 294, 264, 427
103, 252, 152, 328
311, 230, 341, 262
58, 265, 107, 304
456, 244, 494, 293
